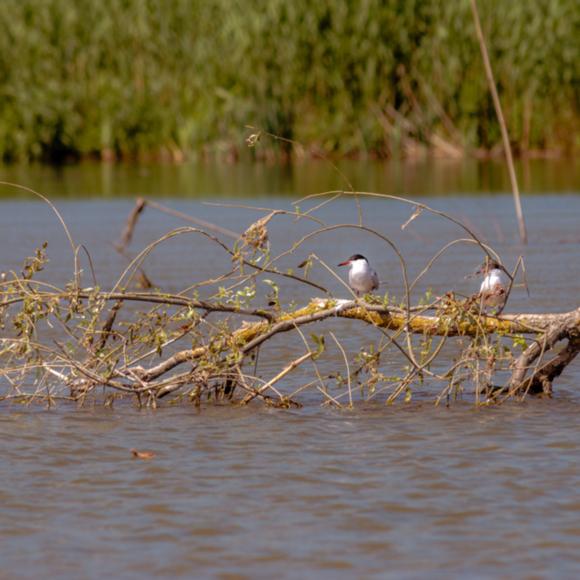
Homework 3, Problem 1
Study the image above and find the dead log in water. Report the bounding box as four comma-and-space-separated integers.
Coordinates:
1, 186, 578, 408
2, 284, 577, 407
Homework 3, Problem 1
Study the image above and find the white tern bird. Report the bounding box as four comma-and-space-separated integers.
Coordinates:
337, 254, 379, 297
475, 259, 509, 313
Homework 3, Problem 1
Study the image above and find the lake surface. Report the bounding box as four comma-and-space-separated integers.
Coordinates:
1, 157, 579, 199
0, 160, 579, 578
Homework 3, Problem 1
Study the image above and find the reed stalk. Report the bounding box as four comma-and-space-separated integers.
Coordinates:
470, 0, 528, 244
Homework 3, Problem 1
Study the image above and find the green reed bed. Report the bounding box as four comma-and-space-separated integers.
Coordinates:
0, 0, 577, 162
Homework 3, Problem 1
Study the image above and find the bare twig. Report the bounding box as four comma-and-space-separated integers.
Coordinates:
470, 0, 527, 244
240, 351, 314, 405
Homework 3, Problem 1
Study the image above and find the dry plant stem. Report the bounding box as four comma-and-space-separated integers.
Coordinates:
145, 200, 240, 240
302, 193, 343, 217
203, 203, 325, 228
117, 216, 328, 294
263, 223, 410, 306
295, 190, 499, 261
153, 371, 200, 399
311, 254, 358, 299
228, 369, 287, 401
318, 386, 344, 408
387, 370, 418, 404
94, 299, 123, 352
118, 198, 146, 249
0, 182, 79, 283
53, 345, 130, 392
291, 323, 329, 396
1, 290, 275, 320
366, 329, 449, 403
77, 244, 99, 288
240, 351, 314, 405
132, 348, 205, 383
509, 328, 565, 392
409, 238, 500, 294
117, 198, 239, 253
287, 379, 320, 400
245, 125, 354, 192
469, 0, 527, 244
329, 331, 353, 407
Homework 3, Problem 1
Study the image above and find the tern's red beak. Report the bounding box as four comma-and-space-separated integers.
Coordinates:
337, 260, 351, 267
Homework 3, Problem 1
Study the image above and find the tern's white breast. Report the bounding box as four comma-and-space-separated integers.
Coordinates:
480, 269, 505, 293
349, 259, 377, 292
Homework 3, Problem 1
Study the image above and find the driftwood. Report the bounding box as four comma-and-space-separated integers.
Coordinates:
1, 283, 578, 407
0, 188, 578, 409
144, 298, 579, 400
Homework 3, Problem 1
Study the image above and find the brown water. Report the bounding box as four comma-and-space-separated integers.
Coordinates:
0, 160, 579, 578
2, 402, 580, 579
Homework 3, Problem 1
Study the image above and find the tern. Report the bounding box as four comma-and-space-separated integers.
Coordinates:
337, 254, 379, 297
475, 258, 509, 313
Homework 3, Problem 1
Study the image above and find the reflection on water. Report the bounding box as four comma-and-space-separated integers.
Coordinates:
0, 157, 578, 199
0, 159, 579, 578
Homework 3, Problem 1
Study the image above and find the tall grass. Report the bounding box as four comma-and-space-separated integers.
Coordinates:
0, 0, 577, 161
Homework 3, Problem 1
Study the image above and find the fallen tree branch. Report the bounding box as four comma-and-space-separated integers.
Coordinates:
507, 308, 580, 397
126, 299, 580, 386
2, 188, 577, 409
525, 337, 580, 395
1, 290, 275, 321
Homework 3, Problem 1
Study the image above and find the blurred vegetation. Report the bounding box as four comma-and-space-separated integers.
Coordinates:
0, 0, 578, 162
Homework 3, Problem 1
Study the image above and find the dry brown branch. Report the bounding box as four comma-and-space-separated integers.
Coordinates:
123, 300, 580, 389
240, 351, 314, 405
470, 0, 527, 244
1, 186, 576, 410
117, 198, 146, 249
507, 310, 580, 397
525, 338, 580, 396
116, 197, 239, 253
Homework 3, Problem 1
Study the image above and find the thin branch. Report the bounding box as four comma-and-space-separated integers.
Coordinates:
240, 351, 314, 405
470, 0, 527, 244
